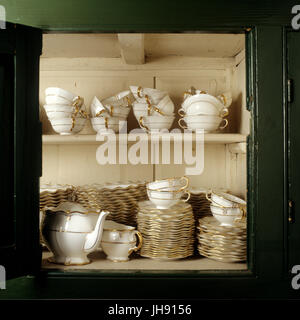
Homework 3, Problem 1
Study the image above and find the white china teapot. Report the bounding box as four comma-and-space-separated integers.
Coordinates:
41, 201, 109, 265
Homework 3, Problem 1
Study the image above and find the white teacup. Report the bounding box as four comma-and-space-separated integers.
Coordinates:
210, 205, 243, 227
147, 188, 190, 209
101, 90, 135, 108
130, 86, 167, 105
139, 115, 175, 132
45, 87, 84, 107
147, 177, 189, 191
206, 190, 246, 208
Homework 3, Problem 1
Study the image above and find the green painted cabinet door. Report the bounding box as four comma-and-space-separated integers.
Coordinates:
287, 31, 300, 272
0, 24, 42, 279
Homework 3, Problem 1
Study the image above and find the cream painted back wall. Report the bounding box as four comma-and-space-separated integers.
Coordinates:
40, 35, 248, 196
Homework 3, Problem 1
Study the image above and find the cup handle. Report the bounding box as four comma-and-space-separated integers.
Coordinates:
110, 105, 114, 117
72, 96, 84, 107
205, 190, 213, 203
70, 116, 76, 132
180, 176, 189, 189
234, 215, 243, 223
219, 118, 228, 130
178, 108, 186, 117
182, 190, 191, 202
219, 108, 229, 118
128, 231, 143, 256
153, 106, 164, 116
178, 118, 188, 129
137, 86, 143, 98
139, 116, 149, 131
95, 109, 106, 117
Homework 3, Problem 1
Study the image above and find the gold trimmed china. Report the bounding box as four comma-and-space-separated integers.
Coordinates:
206, 190, 246, 208
50, 117, 87, 135
197, 216, 246, 262
101, 221, 143, 262
137, 201, 195, 260
146, 177, 190, 209
41, 201, 109, 265
178, 115, 228, 132
130, 86, 167, 105
74, 181, 148, 226
206, 190, 246, 227
179, 89, 231, 132
210, 205, 243, 226
101, 90, 134, 108
91, 116, 125, 134
45, 87, 84, 107
44, 87, 87, 135
139, 115, 175, 132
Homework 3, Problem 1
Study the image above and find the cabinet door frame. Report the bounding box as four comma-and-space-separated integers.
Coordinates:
284, 28, 300, 277
2, 25, 294, 299
0, 23, 42, 280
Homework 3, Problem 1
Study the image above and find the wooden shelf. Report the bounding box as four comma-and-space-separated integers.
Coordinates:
42, 133, 247, 145
42, 250, 247, 271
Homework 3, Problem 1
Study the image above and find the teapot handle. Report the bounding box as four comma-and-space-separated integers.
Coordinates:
128, 231, 143, 256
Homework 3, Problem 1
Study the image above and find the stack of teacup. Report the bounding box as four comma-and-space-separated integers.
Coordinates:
130, 86, 175, 132
43, 87, 88, 135
90, 90, 134, 134
206, 190, 246, 227
146, 177, 190, 209
178, 88, 232, 133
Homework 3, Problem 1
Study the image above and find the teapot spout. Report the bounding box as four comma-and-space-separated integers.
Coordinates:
84, 210, 109, 253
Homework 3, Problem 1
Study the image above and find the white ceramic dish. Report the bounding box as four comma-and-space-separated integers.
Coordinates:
90, 96, 107, 117
207, 190, 246, 208
210, 205, 243, 227
51, 117, 86, 135
182, 93, 225, 113
45, 95, 72, 105
178, 105, 229, 117
44, 104, 74, 112
210, 203, 243, 216
139, 115, 175, 132
184, 115, 222, 123
134, 109, 174, 119
90, 117, 125, 134
44, 104, 75, 120
147, 188, 190, 209
105, 105, 131, 118
45, 87, 78, 102
101, 90, 134, 108
155, 95, 175, 115
132, 102, 149, 110
41, 201, 109, 265
178, 115, 228, 132
130, 86, 167, 105
147, 177, 189, 191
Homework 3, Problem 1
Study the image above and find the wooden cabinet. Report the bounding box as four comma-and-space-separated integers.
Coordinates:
0, 1, 299, 299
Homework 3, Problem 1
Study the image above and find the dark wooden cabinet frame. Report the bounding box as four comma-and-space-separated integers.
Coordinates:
0, 1, 299, 299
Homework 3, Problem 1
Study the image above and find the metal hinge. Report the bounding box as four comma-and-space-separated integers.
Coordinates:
288, 200, 295, 224
288, 79, 294, 103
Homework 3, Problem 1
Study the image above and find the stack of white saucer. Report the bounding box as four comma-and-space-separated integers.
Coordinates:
130, 86, 175, 132
43, 87, 88, 135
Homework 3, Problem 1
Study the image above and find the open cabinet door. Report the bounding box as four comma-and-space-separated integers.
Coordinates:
0, 23, 42, 279
286, 30, 300, 273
